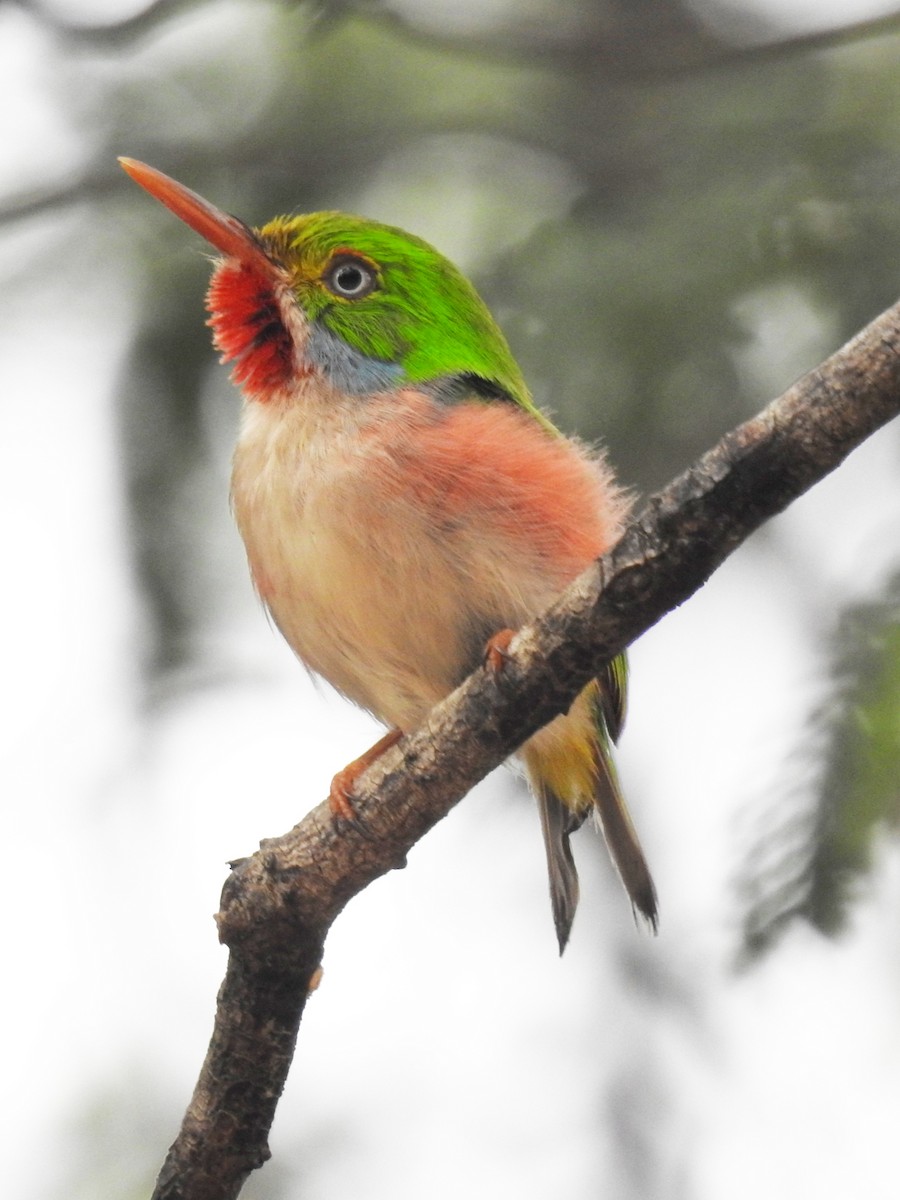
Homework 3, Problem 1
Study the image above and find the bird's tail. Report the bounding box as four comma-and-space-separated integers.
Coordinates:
534, 782, 582, 954
591, 726, 658, 933
524, 676, 657, 952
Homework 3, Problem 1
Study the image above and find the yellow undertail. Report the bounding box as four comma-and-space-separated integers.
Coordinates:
522, 682, 657, 952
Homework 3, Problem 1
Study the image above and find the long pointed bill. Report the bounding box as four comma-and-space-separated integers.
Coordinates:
119, 157, 277, 277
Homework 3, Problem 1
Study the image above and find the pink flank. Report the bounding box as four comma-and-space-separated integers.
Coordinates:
383, 398, 628, 581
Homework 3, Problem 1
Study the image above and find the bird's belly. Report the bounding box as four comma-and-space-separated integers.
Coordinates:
230, 388, 623, 733
260, 519, 491, 728
232, 423, 527, 730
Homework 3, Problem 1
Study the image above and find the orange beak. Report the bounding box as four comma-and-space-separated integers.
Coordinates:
119, 157, 276, 277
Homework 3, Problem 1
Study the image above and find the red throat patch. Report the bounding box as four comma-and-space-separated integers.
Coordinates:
206, 261, 295, 400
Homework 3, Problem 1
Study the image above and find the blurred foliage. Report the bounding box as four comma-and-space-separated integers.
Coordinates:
28, 0, 892, 653
5, 0, 900, 935
738, 575, 900, 960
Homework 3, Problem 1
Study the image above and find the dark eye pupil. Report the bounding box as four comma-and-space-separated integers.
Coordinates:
336, 265, 363, 292
328, 258, 374, 298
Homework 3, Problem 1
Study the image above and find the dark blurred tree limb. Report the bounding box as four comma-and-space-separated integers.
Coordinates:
4, 5, 900, 230
150, 299, 900, 1200
18, 0, 900, 80
362, 4, 900, 78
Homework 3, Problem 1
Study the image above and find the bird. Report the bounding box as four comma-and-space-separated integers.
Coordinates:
119, 157, 657, 952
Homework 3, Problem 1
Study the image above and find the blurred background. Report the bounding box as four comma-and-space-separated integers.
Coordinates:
2, 0, 900, 1196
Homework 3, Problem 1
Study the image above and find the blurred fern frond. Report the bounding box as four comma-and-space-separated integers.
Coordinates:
738, 572, 900, 962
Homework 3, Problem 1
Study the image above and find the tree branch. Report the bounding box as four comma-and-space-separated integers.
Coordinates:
151, 298, 900, 1200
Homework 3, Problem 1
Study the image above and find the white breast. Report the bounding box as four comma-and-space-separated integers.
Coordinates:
230, 388, 531, 730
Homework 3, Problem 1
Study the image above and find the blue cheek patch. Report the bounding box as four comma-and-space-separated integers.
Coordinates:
306, 321, 405, 395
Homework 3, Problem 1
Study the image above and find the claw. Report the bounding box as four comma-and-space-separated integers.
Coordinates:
484, 627, 516, 675
329, 766, 364, 825
328, 728, 403, 830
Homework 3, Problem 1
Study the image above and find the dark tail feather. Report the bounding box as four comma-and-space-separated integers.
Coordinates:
593, 739, 658, 931
536, 785, 582, 954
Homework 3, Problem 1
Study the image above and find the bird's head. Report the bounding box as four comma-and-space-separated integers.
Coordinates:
119, 159, 536, 414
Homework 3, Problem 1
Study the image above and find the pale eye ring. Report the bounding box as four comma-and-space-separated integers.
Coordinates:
325, 255, 377, 299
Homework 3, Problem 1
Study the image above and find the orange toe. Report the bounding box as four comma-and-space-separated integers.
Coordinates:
328, 728, 404, 825
484, 627, 516, 675
328, 767, 361, 824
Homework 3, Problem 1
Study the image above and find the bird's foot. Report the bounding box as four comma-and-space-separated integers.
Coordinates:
484, 627, 516, 675
329, 728, 403, 831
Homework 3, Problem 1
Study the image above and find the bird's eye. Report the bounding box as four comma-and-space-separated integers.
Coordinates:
324, 255, 377, 299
